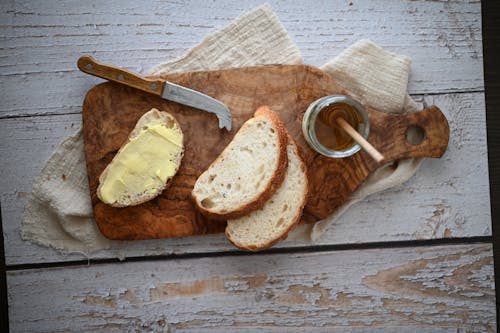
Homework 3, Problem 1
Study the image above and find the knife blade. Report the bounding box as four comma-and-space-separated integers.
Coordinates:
163, 81, 231, 131
77, 55, 232, 131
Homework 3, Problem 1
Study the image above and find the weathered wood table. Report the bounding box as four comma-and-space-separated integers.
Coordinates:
0, 1, 496, 331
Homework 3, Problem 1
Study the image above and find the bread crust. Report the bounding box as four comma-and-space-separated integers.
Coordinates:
225, 135, 309, 251
97, 108, 184, 207
192, 106, 289, 220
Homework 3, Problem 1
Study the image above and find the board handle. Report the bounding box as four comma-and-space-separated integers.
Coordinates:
369, 105, 450, 163
77, 55, 165, 96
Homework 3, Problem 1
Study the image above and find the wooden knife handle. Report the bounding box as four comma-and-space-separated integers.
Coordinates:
368, 105, 450, 163
77, 55, 165, 96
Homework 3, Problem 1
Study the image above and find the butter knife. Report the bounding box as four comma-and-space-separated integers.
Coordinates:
77, 55, 232, 131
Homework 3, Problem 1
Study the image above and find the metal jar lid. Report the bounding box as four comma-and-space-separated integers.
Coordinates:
302, 95, 370, 158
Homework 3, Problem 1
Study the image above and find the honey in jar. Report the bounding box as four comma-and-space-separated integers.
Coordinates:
314, 102, 362, 151
302, 95, 370, 159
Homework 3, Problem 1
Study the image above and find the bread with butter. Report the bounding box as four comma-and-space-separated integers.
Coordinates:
192, 106, 288, 220
97, 108, 184, 207
225, 136, 308, 251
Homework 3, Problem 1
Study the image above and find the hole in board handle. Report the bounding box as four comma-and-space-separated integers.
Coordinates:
406, 125, 426, 145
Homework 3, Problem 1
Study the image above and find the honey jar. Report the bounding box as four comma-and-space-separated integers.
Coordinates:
302, 95, 369, 158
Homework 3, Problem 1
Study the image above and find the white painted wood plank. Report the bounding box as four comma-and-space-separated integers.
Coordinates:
7, 244, 496, 332
0, 92, 491, 265
0, 0, 483, 118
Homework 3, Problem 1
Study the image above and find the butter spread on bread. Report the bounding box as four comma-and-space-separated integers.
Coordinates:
97, 108, 184, 207
226, 137, 308, 251
191, 106, 288, 220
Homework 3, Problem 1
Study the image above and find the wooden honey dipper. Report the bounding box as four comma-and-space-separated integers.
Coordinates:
319, 106, 384, 163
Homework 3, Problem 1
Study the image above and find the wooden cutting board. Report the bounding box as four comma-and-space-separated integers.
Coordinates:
82, 64, 449, 240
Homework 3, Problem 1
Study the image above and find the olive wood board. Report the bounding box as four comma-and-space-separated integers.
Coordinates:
82, 64, 450, 240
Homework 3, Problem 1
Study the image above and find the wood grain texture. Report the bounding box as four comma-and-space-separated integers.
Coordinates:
0, 0, 483, 119
7, 244, 496, 332
82, 65, 449, 240
0, 92, 489, 264
77, 55, 166, 96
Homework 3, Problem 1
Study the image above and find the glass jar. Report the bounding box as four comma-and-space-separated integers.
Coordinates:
302, 95, 370, 158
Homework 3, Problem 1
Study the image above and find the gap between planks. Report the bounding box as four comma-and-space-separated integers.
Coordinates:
5, 236, 493, 272
0, 90, 486, 121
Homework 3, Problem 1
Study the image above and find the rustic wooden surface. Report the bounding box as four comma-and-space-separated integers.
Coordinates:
83, 65, 449, 240
0, 0, 495, 331
0, 0, 489, 263
7, 244, 496, 332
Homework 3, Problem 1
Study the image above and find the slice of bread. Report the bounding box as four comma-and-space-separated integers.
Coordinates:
97, 108, 184, 207
192, 106, 288, 220
225, 137, 308, 251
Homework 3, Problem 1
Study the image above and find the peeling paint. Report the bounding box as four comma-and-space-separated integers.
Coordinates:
149, 273, 267, 301
363, 246, 493, 302
84, 295, 117, 308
